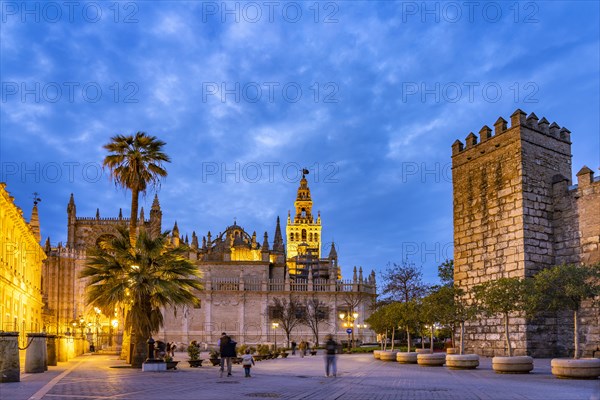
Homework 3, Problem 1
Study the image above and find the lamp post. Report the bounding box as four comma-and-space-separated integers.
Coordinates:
272, 322, 279, 351
94, 307, 101, 351
110, 319, 118, 348
339, 312, 359, 353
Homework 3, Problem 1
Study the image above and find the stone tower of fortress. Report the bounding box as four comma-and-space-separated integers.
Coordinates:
452, 109, 599, 357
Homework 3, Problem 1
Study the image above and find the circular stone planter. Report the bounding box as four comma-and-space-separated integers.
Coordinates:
446, 348, 457, 354
379, 351, 398, 361
445, 354, 479, 370
373, 350, 382, 359
417, 353, 446, 366
492, 356, 534, 374
396, 352, 417, 364
551, 358, 600, 379
415, 348, 431, 354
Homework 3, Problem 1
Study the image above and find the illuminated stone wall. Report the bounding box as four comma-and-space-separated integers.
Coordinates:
452, 109, 600, 357
0, 183, 46, 345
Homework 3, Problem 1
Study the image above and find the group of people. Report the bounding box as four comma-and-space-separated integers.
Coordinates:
218, 332, 255, 378
217, 332, 339, 378
291, 339, 312, 357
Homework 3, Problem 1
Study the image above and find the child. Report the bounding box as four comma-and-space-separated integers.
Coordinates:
241, 349, 255, 377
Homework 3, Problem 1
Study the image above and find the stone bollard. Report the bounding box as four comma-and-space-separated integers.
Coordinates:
46, 335, 57, 366
0, 332, 21, 382
43, 335, 48, 371
25, 333, 47, 373
57, 336, 68, 362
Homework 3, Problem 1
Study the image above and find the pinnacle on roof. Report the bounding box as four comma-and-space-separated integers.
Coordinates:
151, 194, 161, 210
30, 203, 41, 243
328, 241, 338, 259
273, 216, 284, 252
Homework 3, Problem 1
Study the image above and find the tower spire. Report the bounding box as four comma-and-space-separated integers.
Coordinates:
286, 170, 322, 262
30, 193, 41, 243
274, 216, 284, 253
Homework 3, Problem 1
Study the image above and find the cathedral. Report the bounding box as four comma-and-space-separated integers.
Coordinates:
41, 173, 377, 349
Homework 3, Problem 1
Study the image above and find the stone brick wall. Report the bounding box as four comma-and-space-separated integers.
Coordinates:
452, 109, 599, 357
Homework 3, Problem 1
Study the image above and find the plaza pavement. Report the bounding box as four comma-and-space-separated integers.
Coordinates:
1, 352, 598, 400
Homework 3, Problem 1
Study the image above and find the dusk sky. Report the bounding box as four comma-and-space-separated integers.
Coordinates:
1, 1, 598, 285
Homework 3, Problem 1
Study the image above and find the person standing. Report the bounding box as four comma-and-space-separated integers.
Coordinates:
219, 332, 236, 377
324, 335, 338, 377
298, 340, 307, 358
291, 341, 297, 355
241, 349, 255, 377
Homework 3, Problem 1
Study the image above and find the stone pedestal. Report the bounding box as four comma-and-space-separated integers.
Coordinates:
57, 336, 68, 362
551, 358, 600, 379
379, 351, 398, 361
0, 332, 21, 382
396, 352, 418, 364
46, 335, 57, 366
492, 356, 534, 374
25, 333, 47, 373
142, 361, 167, 372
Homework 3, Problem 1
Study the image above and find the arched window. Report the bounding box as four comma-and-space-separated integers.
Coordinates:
302, 229, 307, 241
301, 208, 306, 218
295, 233, 299, 241
289, 233, 294, 242
309, 233, 313, 241
315, 233, 319, 241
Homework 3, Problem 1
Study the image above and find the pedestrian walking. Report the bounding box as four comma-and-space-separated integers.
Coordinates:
291, 341, 297, 355
241, 349, 255, 377
219, 332, 236, 377
324, 334, 338, 377
299, 340, 307, 358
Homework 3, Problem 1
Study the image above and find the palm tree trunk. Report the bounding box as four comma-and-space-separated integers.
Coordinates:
406, 327, 411, 352
391, 327, 395, 351
504, 312, 513, 357
131, 332, 149, 368
130, 189, 139, 247
574, 310, 579, 359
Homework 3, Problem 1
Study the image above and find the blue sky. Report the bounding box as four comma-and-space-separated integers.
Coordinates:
1, 1, 599, 284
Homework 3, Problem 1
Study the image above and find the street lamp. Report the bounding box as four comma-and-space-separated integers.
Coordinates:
272, 322, 279, 351
110, 319, 118, 348
94, 307, 101, 351
339, 312, 359, 353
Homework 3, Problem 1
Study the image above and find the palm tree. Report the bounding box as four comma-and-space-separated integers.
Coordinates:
103, 132, 170, 246
81, 227, 202, 368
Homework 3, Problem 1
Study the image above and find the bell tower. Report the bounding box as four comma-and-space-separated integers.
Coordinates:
286, 170, 322, 263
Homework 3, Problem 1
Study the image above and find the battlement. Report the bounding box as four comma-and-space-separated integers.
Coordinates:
452, 109, 571, 156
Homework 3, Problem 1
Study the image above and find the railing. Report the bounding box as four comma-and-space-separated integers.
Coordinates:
212, 278, 239, 291
269, 279, 284, 291
201, 277, 375, 294
313, 279, 328, 292
244, 279, 262, 291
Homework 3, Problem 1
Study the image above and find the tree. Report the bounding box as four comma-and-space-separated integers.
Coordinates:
365, 303, 396, 351
270, 297, 303, 348
340, 291, 368, 348
103, 132, 170, 246
446, 287, 478, 355
381, 260, 428, 303
473, 277, 531, 357
437, 259, 454, 287
532, 263, 600, 359
421, 288, 450, 352
81, 227, 202, 368
301, 297, 329, 347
